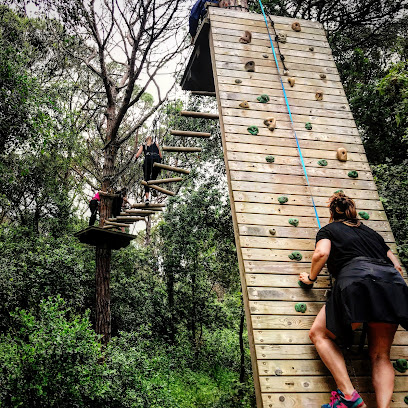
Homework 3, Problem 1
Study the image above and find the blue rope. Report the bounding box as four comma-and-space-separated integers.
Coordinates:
257, 0, 321, 229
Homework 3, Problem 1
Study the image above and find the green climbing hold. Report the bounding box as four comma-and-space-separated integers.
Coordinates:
358, 211, 370, 220
295, 303, 307, 313
257, 94, 270, 103
348, 170, 359, 178
288, 218, 299, 227
334, 189, 344, 194
278, 196, 288, 204
288, 251, 302, 261
247, 126, 259, 135
404, 395, 408, 405
317, 159, 328, 166
393, 359, 408, 373
265, 155, 275, 163
298, 280, 313, 289
305, 122, 312, 130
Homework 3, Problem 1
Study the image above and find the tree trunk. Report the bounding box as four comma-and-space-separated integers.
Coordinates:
239, 295, 245, 383
166, 268, 175, 344
95, 246, 112, 345
145, 215, 151, 245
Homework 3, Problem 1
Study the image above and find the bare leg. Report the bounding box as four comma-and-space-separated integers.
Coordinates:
368, 322, 397, 408
309, 305, 355, 395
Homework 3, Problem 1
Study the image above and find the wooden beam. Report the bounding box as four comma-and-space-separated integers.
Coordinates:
153, 162, 190, 174
141, 180, 175, 196
115, 216, 145, 222
170, 129, 211, 138
123, 209, 156, 215
146, 177, 183, 185
104, 220, 130, 228
162, 146, 202, 152
191, 90, 216, 96
180, 110, 219, 119
131, 203, 166, 209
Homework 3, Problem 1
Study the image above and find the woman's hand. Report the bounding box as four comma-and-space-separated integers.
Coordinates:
299, 272, 314, 285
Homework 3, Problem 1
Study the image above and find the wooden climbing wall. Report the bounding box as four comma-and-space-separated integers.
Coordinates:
204, 7, 408, 408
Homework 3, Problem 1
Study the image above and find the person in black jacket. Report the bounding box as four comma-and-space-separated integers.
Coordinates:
299, 192, 407, 408
135, 136, 162, 204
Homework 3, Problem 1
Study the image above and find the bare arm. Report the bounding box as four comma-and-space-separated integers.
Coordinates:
156, 142, 162, 159
134, 145, 143, 159
299, 239, 331, 285
387, 249, 403, 277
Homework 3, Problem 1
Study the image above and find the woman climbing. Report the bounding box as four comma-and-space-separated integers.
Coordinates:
299, 192, 408, 408
89, 191, 100, 226
135, 136, 162, 204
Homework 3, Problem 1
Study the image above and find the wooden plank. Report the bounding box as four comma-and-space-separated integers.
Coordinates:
261, 392, 408, 408
231, 180, 381, 200
147, 177, 183, 185
219, 83, 349, 104
231, 170, 376, 190
221, 99, 354, 120
170, 129, 211, 138
252, 314, 320, 329
162, 146, 202, 152
245, 261, 316, 274
228, 151, 368, 170
246, 273, 330, 288
250, 300, 324, 315
229, 161, 373, 181
180, 110, 219, 119
141, 180, 175, 196
131, 203, 165, 208
255, 344, 408, 360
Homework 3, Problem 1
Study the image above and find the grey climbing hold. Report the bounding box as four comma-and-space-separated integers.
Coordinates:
245, 61, 255, 72
289, 251, 302, 261
309, 46, 314, 51
247, 126, 259, 135
262, 53, 269, 58
283, 69, 289, 76
288, 218, 299, 227
317, 159, 328, 166
235, 79, 242, 84
320, 73, 327, 79
276, 33, 287, 43
278, 196, 288, 204
305, 122, 312, 130
348, 170, 359, 178
359, 211, 370, 220
265, 155, 275, 163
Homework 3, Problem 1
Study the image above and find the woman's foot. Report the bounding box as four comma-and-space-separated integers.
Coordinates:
144, 198, 149, 205
321, 390, 366, 408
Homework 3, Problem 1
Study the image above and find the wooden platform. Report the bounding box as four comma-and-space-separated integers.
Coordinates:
182, 7, 408, 408
74, 226, 136, 250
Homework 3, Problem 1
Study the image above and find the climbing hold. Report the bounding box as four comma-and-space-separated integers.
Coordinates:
305, 122, 312, 130
317, 159, 328, 166
283, 69, 289, 76
239, 101, 249, 109
291, 22, 301, 32
348, 170, 359, 178
309, 46, 314, 51
276, 33, 287, 43
315, 91, 323, 101
358, 211, 370, 220
393, 359, 408, 373
288, 218, 299, 227
278, 196, 288, 204
264, 117, 277, 131
289, 251, 302, 261
336, 147, 347, 162
269, 228, 276, 235
287, 77, 295, 87
404, 395, 408, 405
262, 53, 269, 58
335, 190, 344, 194
245, 61, 255, 72
265, 155, 275, 163
295, 303, 307, 313
257, 94, 270, 103
247, 126, 259, 135
320, 73, 327, 79
239, 30, 252, 44
235, 79, 242, 84
298, 280, 313, 289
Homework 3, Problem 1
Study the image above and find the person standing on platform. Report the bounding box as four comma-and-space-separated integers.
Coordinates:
135, 136, 162, 205
89, 191, 100, 226
299, 192, 408, 408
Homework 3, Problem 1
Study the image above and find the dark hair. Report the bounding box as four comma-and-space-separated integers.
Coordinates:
328, 192, 360, 226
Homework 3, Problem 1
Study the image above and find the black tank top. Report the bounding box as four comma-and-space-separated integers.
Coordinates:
143, 143, 159, 156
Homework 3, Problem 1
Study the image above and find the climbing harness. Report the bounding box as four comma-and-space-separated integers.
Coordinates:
257, 0, 321, 230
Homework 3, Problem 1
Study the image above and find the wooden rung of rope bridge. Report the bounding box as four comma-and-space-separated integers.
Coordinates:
123, 209, 157, 215
141, 180, 175, 196
131, 203, 166, 209
153, 162, 190, 174
111, 216, 145, 222
147, 177, 183, 185
104, 220, 130, 228
162, 146, 202, 152
191, 90, 216, 96
170, 129, 211, 138
179, 110, 219, 119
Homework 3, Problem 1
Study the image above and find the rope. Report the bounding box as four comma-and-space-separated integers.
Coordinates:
257, 0, 321, 230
